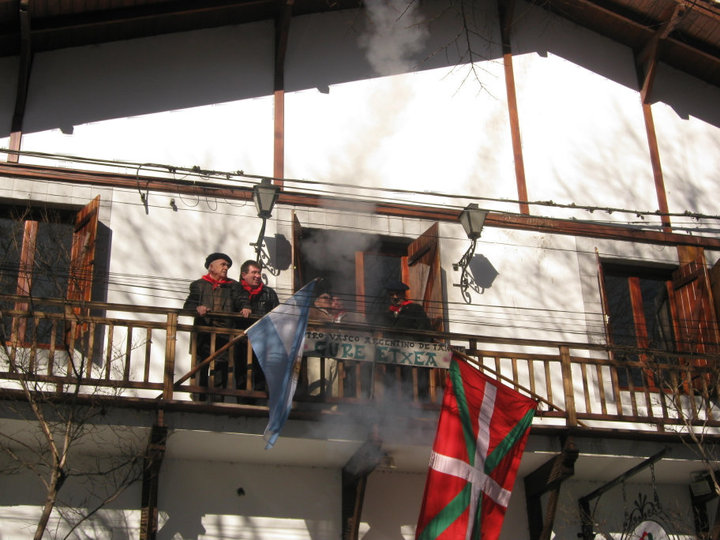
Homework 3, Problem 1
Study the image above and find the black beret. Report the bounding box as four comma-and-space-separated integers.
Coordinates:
384, 280, 409, 292
204, 252, 233, 269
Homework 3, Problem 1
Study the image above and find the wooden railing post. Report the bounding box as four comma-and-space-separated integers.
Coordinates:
163, 312, 178, 401
559, 346, 577, 427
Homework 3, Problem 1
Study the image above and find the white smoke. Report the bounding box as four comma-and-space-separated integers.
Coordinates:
360, 0, 429, 76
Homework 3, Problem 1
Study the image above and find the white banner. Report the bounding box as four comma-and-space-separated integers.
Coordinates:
303, 330, 453, 369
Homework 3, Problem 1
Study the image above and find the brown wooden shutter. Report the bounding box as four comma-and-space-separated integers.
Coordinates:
355, 251, 367, 317
709, 258, 720, 322
595, 250, 612, 346
670, 255, 720, 389
291, 211, 304, 292
406, 223, 444, 331
12, 220, 38, 342
67, 196, 100, 304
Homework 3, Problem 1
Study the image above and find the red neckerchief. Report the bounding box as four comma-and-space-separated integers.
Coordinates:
241, 279, 264, 298
201, 274, 233, 290
389, 300, 412, 313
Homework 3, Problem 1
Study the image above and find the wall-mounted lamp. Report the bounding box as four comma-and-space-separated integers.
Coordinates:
250, 178, 280, 267
453, 203, 488, 304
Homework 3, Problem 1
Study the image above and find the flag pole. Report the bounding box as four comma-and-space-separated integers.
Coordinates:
171, 331, 246, 388
452, 348, 587, 428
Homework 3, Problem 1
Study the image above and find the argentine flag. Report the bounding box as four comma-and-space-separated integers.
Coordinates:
247, 280, 316, 449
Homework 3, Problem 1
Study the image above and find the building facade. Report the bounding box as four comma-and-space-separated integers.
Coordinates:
1, 0, 720, 538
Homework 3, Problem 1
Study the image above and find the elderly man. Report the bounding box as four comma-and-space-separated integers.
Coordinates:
235, 260, 280, 393
183, 252, 238, 401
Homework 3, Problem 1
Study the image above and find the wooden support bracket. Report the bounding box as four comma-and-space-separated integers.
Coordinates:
341, 435, 384, 540
524, 435, 579, 540
139, 423, 168, 540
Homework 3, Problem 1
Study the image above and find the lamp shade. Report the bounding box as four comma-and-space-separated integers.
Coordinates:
459, 203, 487, 240
253, 178, 279, 219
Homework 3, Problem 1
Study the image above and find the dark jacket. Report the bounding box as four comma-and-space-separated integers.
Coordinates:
235, 281, 280, 328
183, 278, 238, 328
381, 302, 432, 333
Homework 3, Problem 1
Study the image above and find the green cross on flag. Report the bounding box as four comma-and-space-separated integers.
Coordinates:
415, 355, 536, 540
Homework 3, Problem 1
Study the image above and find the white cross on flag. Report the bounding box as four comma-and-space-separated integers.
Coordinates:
415, 355, 536, 540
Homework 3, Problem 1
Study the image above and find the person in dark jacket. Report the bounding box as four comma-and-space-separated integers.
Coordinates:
234, 260, 280, 392
183, 252, 237, 400
381, 280, 432, 332
379, 280, 432, 399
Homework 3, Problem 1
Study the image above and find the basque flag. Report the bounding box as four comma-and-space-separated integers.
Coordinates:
247, 280, 316, 449
416, 355, 536, 540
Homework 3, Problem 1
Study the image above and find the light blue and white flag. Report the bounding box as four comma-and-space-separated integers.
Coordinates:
247, 280, 316, 449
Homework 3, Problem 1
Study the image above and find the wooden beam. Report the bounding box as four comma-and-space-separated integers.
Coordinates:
2, 161, 720, 250
342, 436, 384, 540
525, 436, 579, 540
139, 423, 168, 540
578, 447, 670, 540
640, 103, 672, 232
497, 0, 529, 215
528, 0, 720, 88
636, 3, 686, 104
273, 0, 294, 187
8, 0, 32, 163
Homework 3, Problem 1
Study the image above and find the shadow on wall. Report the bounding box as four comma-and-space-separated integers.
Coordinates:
469, 253, 499, 291
263, 234, 293, 274
509, 0, 720, 129
2, 0, 715, 144
7, 0, 502, 138
456, 253, 500, 304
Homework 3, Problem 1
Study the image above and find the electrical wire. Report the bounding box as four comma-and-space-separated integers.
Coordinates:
3, 147, 720, 227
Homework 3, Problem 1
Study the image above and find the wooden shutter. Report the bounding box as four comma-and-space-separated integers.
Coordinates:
12, 220, 38, 343
67, 196, 100, 304
355, 251, 367, 317
291, 212, 304, 292
406, 223, 444, 331
595, 250, 612, 346
670, 256, 720, 389
671, 257, 720, 355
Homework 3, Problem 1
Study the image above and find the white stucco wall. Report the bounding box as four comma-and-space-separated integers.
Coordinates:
650, 64, 720, 228
511, 1, 660, 225
14, 23, 275, 175
156, 459, 341, 540
1, 453, 702, 540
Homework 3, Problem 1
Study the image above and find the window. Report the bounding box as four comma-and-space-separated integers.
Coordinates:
599, 256, 720, 390
292, 216, 445, 330
0, 196, 103, 346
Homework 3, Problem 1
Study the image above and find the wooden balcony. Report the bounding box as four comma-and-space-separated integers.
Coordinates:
1, 294, 718, 436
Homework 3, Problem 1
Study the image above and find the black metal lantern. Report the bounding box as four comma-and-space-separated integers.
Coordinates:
454, 203, 488, 304
252, 178, 279, 219
459, 203, 488, 240
251, 178, 280, 269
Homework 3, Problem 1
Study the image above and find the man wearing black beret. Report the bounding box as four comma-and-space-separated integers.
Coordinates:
381, 280, 432, 331
380, 279, 432, 399
184, 252, 237, 400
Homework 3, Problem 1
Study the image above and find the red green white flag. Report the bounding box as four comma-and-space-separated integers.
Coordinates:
415, 355, 536, 540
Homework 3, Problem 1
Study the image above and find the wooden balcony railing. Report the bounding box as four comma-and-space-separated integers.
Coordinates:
1, 295, 719, 434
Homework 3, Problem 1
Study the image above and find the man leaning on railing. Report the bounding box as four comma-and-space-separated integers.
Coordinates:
183, 252, 237, 401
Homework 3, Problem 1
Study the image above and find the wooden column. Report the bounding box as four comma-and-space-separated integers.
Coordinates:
635, 4, 684, 233
497, 0, 529, 215
9, 0, 33, 163
273, 0, 294, 187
